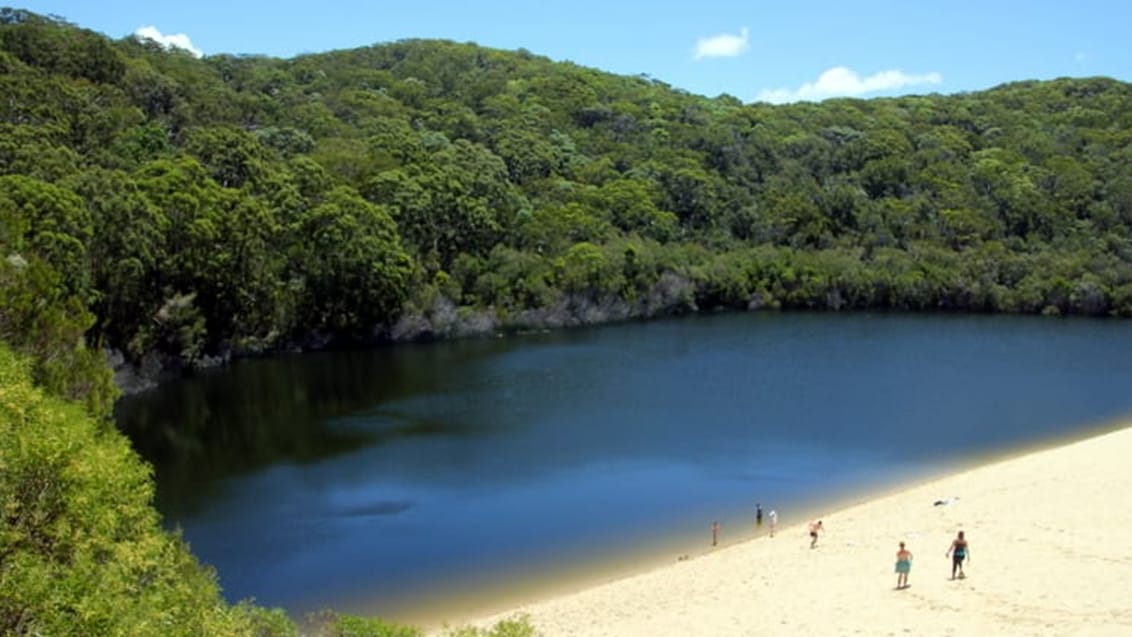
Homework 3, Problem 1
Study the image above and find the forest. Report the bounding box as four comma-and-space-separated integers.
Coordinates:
1, 6, 1131, 635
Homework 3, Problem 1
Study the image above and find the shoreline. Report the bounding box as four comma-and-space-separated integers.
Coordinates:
368, 464, 936, 626
417, 417, 1132, 636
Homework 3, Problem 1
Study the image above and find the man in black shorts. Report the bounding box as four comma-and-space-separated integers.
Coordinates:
809, 520, 824, 548
946, 530, 969, 579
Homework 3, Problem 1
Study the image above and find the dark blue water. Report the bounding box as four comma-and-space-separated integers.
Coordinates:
115, 313, 1132, 619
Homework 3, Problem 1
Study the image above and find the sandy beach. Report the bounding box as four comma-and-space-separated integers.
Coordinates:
428, 421, 1132, 636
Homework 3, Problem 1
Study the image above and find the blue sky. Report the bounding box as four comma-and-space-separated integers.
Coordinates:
14, 0, 1132, 103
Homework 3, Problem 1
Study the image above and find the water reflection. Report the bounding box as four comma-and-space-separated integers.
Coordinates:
115, 313, 1132, 616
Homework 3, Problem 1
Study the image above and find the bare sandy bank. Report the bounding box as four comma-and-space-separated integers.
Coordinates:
427, 421, 1132, 636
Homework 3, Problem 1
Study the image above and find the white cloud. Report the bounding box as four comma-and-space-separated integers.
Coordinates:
1074, 51, 1087, 63
756, 66, 942, 104
134, 26, 203, 58
693, 27, 750, 60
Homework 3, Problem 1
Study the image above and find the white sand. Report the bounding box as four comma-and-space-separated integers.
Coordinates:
430, 422, 1132, 636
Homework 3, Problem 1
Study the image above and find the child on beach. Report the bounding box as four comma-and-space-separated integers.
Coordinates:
711, 521, 720, 546
768, 509, 777, 537
895, 541, 913, 589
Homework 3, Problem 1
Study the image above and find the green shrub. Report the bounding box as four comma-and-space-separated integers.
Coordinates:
0, 344, 287, 636
319, 613, 421, 637
444, 614, 540, 637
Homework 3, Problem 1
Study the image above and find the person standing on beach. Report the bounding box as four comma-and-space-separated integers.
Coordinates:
755, 504, 763, 528
894, 541, 913, 589
809, 520, 824, 548
768, 509, 777, 537
711, 520, 721, 546
946, 530, 970, 579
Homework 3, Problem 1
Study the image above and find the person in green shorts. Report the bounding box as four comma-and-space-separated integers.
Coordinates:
894, 541, 913, 589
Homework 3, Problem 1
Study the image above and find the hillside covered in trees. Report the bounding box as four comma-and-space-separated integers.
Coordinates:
3, 8, 1132, 396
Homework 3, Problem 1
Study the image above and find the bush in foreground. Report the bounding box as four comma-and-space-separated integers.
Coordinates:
0, 344, 265, 635
306, 611, 539, 637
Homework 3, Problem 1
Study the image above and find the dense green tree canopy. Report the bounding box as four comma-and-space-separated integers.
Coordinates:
3, 10, 1132, 378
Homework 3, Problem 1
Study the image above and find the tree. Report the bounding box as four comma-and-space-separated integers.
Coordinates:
0, 253, 116, 418
591, 178, 677, 242
369, 139, 522, 271
0, 174, 93, 301
292, 186, 413, 334
0, 123, 82, 180
182, 126, 271, 189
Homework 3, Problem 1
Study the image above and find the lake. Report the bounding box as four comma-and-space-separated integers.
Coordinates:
115, 312, 1132, 621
